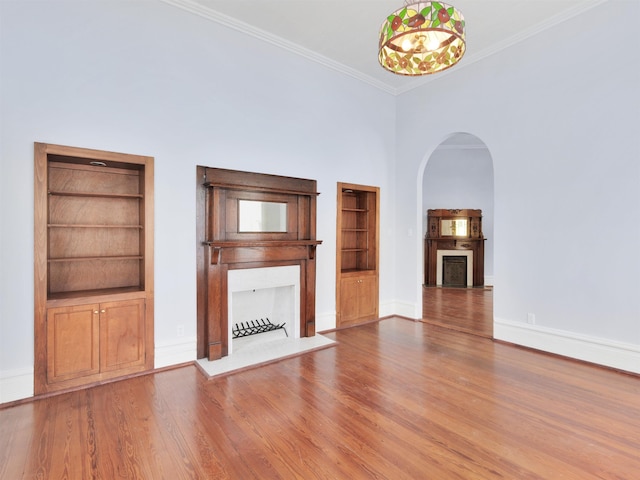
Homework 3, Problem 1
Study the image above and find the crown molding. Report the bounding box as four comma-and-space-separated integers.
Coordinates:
394, 0, 608, 95
160, 0, 397, 94
435, 144, 488, 151
161, 0, 607, 97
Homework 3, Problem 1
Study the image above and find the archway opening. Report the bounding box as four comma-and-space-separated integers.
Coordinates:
420, 133, 494, 338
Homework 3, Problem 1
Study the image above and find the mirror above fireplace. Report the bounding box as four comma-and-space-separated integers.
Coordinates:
440, 218, 468, 237
238, 200, 287, 232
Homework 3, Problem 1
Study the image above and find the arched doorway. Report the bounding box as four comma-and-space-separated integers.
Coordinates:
420, 133, 494, 337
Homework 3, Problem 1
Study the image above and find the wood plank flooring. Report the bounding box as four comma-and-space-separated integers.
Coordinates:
1, 318, 638, 478
423, 286, 493, 338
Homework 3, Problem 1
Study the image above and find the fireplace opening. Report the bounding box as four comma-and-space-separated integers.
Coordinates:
443, 256, 467, 287
228, 266, 300, 356
436, 250, 473, 287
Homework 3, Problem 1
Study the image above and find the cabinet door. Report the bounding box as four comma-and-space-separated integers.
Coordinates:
358, 275, 378, 320
339, 277, 361, 326
47, 304, 100, 383
100, 299, 146, 372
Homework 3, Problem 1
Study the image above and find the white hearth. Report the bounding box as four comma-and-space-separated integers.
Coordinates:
197, 265, 335, 378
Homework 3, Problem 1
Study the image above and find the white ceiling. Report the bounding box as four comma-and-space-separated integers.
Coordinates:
162, 0, 605, 95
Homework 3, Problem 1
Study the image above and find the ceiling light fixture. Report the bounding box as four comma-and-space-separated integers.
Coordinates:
379, 1, 466, 76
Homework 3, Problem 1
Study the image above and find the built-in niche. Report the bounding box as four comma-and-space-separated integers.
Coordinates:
196, 167, 322, 361
424, 209, 485, 287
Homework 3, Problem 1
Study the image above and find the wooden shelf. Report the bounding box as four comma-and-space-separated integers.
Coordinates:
48, 224, 143, 229
47, 286, 145, 302
49, 190, 143, 199
48, 255, 143, 263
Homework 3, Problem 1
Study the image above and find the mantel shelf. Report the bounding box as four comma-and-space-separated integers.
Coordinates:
204, 183, 320, 197
205, 240, 322, 248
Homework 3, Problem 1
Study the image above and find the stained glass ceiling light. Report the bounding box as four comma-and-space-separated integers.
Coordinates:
379, 1, 466, 76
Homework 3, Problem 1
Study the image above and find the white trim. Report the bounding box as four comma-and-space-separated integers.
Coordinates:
484, 275, 494, 286
379, 300, 396, 319
435, 144, 489, 151
494, 317, 640, 374
393, 0, 607, 94
315, 311, 336, 333
0, 367, 34, 404
160, 0, 396, 95
154, 337, 197, 369
161, 0, 606, 96
390, 300, 421, 320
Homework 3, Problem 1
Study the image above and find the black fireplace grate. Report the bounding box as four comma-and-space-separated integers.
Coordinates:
232, 318, 288, 339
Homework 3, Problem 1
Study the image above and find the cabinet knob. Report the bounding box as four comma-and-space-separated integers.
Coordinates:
94, 311, 99, 314
101, 309, 106, 313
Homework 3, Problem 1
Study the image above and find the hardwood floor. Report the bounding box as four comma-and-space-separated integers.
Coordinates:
1, 318, 638, 479
423, 286, 493, 338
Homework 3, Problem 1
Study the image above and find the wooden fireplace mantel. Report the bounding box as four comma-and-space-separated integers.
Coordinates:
196, 167, 322, 361
424, 209, 485, 287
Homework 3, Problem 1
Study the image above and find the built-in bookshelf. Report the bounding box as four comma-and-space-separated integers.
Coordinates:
336, 183, 379, 327
34, 143, 154, 394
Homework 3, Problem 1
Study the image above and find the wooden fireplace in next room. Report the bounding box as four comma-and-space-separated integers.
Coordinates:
424, 209, 485, 287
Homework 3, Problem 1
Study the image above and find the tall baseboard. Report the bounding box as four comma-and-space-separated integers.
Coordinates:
155, 337, 197, 369
0, 367, 34, 404
316, 301, 420, 333
315, 312, 336, 333
494, 317, 640, 374
0, 340, 198, 406
383, 301, 420, 320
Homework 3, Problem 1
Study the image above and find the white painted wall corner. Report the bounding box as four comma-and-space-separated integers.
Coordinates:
154, 337, 198, 369
0, 367, 34, 404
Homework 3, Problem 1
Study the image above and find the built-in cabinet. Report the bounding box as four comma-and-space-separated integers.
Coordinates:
34, 143, 154, 394
336, 183, 379, 327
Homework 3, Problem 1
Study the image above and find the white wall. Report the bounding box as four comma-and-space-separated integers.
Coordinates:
422, 141, 494, 280
0, 0, 396, 402
395, 1, 640, 372
2, 1, 638, 403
